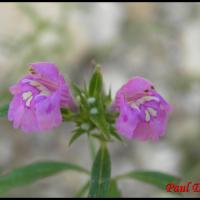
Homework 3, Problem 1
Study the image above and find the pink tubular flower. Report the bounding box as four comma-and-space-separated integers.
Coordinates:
113, 76, 172, 142
8, 62, 76, 133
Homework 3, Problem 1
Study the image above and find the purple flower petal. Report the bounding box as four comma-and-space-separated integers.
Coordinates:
113, 76, 172, 142
29, 62, 59, 82
8, 62, 76, 133
35, 92, 62, 131
115, 103, 139, 139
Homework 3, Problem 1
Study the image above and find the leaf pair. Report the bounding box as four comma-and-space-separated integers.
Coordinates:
0, 153, 182, 197
88, 144, 182, 198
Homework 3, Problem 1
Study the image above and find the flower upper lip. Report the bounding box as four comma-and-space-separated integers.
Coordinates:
126, 92, 158, 105
32, 77, 59, 91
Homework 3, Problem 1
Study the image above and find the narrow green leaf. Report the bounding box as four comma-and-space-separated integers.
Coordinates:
108, 180, 122, 197
61, 108, 77, 121
110, 127, 123, 142
90, 117, 110, 140
115, 171, 181, 193
70, 82, 87, 105
0, 161, 89, 194
75, 180, 90, 198
89, 65, 103, 98
71, 82, 83, 97
70, 82, 89, 114
68, 129, 85, 146
103, 87, 112, 105
0, 104, 9, 117
88, 144, 111, 198
91, 133, 108, 142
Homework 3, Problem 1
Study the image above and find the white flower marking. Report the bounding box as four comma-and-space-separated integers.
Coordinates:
144, 107, 158, 122
136, 96, 160, 106
22, 91, 32, 101
145, 110, 151, 122
147, 107, 157, 117
22, 91, 33, 107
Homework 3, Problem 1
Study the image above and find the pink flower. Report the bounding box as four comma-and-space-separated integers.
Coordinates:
8, 62, 75, 133
113, 76, 172, 142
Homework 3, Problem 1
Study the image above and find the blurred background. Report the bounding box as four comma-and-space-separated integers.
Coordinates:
0, 2, 199, 197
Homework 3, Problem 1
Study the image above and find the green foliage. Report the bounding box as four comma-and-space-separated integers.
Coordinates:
68, 65, 121, 144
68, 129, 86, 146
88, 143, 111, 198
108, 180, 122, 197
88, 66, 110, 139
115, 170, 182, 195
88, 64, 103, 98
0, 104, 9, 117
0, 161, 88, 194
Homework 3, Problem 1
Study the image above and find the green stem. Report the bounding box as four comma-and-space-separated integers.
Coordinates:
87, 134, 96, 161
